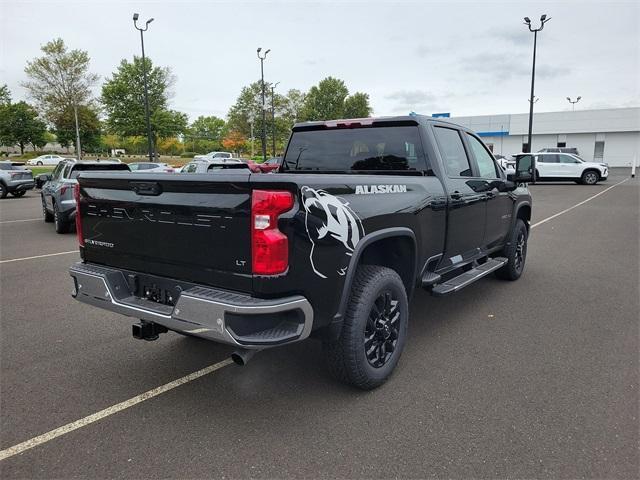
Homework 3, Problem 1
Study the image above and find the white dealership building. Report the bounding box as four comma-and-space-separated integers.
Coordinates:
444, 107, 639, 167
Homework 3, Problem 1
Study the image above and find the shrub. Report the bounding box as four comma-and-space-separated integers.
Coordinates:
180, 152, 198, 158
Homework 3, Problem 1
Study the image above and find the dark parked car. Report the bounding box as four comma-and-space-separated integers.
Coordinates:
41, 160, 129, 233
0, 161, 34, 198
69, 115, 533, 389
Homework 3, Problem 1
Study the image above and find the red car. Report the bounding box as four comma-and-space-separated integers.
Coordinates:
259, 157, 282, 173
238, 158, 262, 173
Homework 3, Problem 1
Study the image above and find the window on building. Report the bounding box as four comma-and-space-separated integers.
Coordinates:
522, 143, 529, 153
557, 142, 566, 148
485, 143, 494, 152
594, 141, 605, 160
434, 127, 472, 177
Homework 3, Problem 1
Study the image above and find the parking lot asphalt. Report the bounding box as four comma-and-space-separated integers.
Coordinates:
1, 170, 638, 478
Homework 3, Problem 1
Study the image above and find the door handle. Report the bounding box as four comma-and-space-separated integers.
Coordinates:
451, 191, 463, 200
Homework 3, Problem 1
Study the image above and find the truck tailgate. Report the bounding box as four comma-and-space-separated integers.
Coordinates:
77, 173, 253, 292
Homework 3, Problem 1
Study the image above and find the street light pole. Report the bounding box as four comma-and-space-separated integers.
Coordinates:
271, 81, 280, 157
133, 13, 155, 162
567, 96, 582, 111
248, 113, 255, 158
523, 14, 550, 153
257, 47, 270, 162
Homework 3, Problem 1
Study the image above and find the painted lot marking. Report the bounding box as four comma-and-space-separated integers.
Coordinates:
0, 176, 632, 462
531, 178, 629, 229
0, 359, 234, 461
0, 251, 78, 264
0, 218, 42, 224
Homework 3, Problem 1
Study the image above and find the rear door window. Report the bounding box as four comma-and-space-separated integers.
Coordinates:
433, 127, 472, 177
283, 125, 427, 172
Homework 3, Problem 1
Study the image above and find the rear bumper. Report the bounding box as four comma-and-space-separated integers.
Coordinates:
69, 262, 314, 349
7, 180, 35, 192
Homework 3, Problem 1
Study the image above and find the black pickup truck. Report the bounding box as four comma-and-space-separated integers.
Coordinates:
69, 115, 535, 389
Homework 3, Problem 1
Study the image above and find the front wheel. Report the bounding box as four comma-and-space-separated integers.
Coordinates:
581, 170, 599, 185
495, 219, 528, 281
324, 265, 409, 390
36, 161, 43, 166
42, 196, 53, 222
10, 190, 26, 197
0, 183, 7, 199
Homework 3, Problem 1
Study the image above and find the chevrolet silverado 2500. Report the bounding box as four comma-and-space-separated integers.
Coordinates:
69, 116, 535, 389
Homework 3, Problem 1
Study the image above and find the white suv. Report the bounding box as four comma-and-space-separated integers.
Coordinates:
517, 152, 608, 185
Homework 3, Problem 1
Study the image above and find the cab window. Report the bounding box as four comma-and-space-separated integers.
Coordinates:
433, 127, 472, 177
466, 133, 498, 178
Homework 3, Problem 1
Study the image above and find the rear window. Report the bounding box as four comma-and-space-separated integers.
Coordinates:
283, 126, 427, 172
70, 164, 130, 178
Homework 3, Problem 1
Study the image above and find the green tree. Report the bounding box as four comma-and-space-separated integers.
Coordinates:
101, 57, 179, 145
344, 92, 372, 119
302, 77, 349, 121
23, 38, 98, 158
51, 104, 101, 152
0, 101, 47, 154
281, 89, 306, 124
186, 115, 226, 152
0, 84, 10, 106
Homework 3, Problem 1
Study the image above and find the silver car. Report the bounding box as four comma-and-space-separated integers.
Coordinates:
0, 161, 35, 199
129, 162, 176, 173
41, 159, 130, 233
180, 159, 250, 173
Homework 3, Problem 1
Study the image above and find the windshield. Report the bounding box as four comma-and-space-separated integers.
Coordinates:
283, 126, 427, 172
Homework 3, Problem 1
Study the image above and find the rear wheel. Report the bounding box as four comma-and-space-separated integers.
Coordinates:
581, 170, 599, 185
10, 190, 26, 197
324, 265, 408, 390
495, 219, 528, 281
53, 203, 70, 233
0, 183, 7, 199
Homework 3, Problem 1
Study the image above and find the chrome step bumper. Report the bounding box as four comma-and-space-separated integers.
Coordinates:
69, 262, 313, 348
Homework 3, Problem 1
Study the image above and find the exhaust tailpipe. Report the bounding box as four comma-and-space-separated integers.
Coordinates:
231, 348, 260, 366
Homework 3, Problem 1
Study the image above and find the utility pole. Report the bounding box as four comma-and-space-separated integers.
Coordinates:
523, 14, 550, 153
257, 47, 270, 162
271, 81, 280, 157
249, 113, 255, 158
133, 13, 155, 162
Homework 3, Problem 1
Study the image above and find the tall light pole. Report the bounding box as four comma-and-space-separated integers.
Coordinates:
271, 81, 280, 157
523, 14, 550, 153
567, 96, 582, 111
133, 13, 155, 162
248, 112, 255, 158
257, 47, 270, 162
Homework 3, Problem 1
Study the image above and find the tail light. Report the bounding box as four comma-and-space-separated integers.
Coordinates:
251, 190, 294, 275
74, 183, 84, 247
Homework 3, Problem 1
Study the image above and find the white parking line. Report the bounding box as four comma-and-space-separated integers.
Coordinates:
0, 251, 78, 264
0, 176, 631, 462
0, 218, 42, 224
0, 358, 234, 461
531, 178, 629, 229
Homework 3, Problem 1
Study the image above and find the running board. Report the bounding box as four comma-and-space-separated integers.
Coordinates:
431, 257, 508, 296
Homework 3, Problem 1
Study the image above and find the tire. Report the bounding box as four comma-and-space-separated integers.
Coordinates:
323, 265, 409, 390
0, 183, 7, 199
42, 196, 53, 222
495, 219, 528, 281
53, 203, 70, 233
10, 190, 26, 197
581, 170, 599, 185
36, 161, 43, 166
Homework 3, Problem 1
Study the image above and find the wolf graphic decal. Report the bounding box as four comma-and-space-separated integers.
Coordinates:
300, 186, 365, 279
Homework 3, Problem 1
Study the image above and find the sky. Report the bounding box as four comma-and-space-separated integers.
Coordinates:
1, 0, 639, 122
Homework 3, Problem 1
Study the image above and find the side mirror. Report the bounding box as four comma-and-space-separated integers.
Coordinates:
510, 154, 536, 183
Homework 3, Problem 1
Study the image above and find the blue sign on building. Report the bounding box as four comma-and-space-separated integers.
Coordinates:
431, 113, 451, 118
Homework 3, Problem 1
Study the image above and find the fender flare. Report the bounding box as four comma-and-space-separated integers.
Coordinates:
328, 227, 417, 337
511, 200, 532, 231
